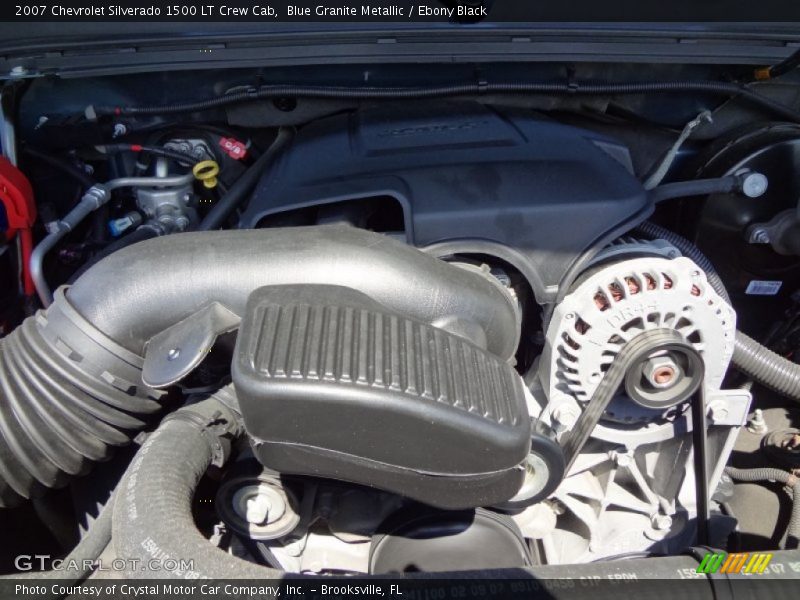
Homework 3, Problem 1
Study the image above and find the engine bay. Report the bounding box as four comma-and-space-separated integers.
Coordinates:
2, 60, 800, 579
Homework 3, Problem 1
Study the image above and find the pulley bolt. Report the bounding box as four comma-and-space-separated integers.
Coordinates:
654, 367, 675, 384
642, 356, 680, 389
245, 493, 272, 525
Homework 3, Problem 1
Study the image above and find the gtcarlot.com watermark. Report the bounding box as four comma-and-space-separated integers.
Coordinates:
13, 554, 195, 573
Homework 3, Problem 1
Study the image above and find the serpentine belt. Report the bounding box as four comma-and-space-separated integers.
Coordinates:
559, 328, 706, 474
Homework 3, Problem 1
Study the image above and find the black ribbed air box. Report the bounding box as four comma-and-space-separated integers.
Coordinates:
232, 284, 531, 509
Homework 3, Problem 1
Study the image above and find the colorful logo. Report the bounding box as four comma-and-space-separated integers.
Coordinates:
697, 552, 773, 574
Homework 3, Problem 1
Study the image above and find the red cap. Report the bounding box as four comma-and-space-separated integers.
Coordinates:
219, 137, 248, 160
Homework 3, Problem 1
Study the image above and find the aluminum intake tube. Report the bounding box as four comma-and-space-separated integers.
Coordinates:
0, 226, 520, 506
66, 225, 520, 359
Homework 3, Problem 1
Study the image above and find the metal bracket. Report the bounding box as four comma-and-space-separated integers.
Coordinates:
142, 302, 241, 388
706, 388, 752, 427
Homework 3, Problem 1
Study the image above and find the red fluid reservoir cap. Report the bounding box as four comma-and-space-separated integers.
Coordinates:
219, 137, 248, 160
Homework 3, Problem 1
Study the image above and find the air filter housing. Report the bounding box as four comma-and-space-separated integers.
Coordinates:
232, 284, 531, 509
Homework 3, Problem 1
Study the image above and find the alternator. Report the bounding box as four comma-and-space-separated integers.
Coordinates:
540, 254, 736, 431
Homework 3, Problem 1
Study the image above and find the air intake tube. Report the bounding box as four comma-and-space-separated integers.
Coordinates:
0, 226, 520, 506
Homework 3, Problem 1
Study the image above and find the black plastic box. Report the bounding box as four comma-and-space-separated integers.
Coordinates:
233, 284, 531, 509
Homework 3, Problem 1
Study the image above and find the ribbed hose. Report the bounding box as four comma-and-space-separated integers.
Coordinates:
1, 227, 519, 507
731, 332, 800, 403
98, 81, 800, 123
112, 390, 281, 579
724, 467, 800, 549
0, 288, 162, 507
635, 221, 800, 402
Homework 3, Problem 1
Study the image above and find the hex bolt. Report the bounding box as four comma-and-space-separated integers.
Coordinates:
642, 356, 680, 389
552, 403, 580, 432
112, 123, 128, 138
707, 401, 730, 422
245, 493, 272, 525
608, 446, 633, 468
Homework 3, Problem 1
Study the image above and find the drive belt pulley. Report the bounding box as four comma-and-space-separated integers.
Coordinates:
558, 327, 712, 543
561, 328, 705, 472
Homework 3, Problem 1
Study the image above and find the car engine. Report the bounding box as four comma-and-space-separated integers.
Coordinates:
2, 60, 800, 580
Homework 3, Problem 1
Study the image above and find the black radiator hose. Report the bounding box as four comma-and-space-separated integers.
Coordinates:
635, 221, 800, 402
0, 226, 519, 507
112, 389, 282, 579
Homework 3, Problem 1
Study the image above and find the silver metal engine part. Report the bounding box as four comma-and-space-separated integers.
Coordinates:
135, 158, 196, 233
530, 243, 749, 564
541, 252, 736, 432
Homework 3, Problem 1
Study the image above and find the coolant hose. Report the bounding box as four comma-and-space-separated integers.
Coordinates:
23, 147, 95, 189
635, 221, 800, 402
724, 467, 800, 549
112, 389, 284, 579
0, 226, 519, 507
649, 172, 767, 204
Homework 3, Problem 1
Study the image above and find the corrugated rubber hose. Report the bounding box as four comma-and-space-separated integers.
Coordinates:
0, 226, 520, 507
635, 221, 800, 402
0, 288, 162, 507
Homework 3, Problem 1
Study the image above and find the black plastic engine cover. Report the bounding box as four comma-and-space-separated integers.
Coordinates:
232, 284, 531, 509
240, 102, 651, 303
